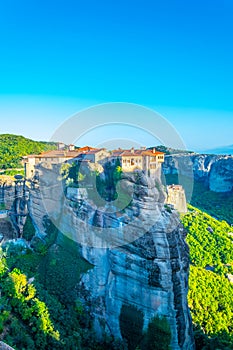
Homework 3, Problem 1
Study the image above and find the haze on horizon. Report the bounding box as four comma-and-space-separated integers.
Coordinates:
0, 0, 232, 151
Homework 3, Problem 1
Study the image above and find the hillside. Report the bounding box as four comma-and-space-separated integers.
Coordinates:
190, 180, 233, 225
0, 134, 56, 170
148, 145, 194, 155
182, 206, 233, 349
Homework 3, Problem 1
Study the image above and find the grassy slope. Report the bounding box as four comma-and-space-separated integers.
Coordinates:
0, 134, 56, 169
190, 180, 233, 225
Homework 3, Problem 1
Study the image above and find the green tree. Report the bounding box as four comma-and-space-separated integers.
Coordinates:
59, 163, 71, 180
23, 215, 36, 241
119, 304, 144, 350
142, 316, 171, 350
0, 134, 56, 169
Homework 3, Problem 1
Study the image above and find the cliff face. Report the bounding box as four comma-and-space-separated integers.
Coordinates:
27, 165, 194, 350
0, 180, 28, 237
163, 154, 233, 192
79, 210, 194, 350
209, 158, 233, 192
3, 164, 195, 349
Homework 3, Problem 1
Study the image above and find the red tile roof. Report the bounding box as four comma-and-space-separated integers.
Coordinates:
77, 146, 97, 152
25, 150, 82, 159
84, 148, 107, 154
111, 149, 164, 157
23, 147, 163, 160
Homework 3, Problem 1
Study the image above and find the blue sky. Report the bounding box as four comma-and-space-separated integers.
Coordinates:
0, 0, 232, 150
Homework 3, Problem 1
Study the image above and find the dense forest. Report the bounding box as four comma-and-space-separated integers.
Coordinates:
190, 180, 233, 225
0, 134, 56, 170
182, 206, 233, 349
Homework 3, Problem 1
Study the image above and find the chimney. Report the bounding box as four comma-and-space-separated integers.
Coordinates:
153, 148, 156, 154
131, 147, 134, 154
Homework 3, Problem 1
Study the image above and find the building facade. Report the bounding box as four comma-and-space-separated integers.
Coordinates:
109, 148, 164, 176
22, 146, 164, 179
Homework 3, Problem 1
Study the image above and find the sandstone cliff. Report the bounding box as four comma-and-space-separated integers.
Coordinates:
26, 165, 194, 349
0, 179, 28, 237
1, 164, 195, 349
78, 208, 194, 349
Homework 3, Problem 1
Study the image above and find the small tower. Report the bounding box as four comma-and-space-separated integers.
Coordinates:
68, 144, 75, 151
166, 184, 187, 213
58, 142, 65, 150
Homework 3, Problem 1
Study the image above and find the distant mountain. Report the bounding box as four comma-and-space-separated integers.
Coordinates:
149, 145, 194, 155
200, 144, 233, 155
0, 134, 57, 169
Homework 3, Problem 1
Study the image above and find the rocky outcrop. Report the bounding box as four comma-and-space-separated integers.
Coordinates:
209, 157, 233, 192
79, 211, 194, 349
28, 163, 65, 236
0, 183, 15, 210
0, 180, 28, 236
0, 219, 16, 242
166, 185, 187, 213
43, 170, 194, 350
2, 164, 195, 349
163, 154, 233, 192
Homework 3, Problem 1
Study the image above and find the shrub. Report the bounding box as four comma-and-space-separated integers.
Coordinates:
23, 215, 36, 241
142, 315, 171, 350
119, 304, 144, 350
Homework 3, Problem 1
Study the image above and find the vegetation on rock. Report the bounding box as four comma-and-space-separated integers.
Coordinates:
143, 315, 171, 350
0, 216, 130, 349
22, 215, 36, 242
0, 134, 56, 170
119, 304, 144, 350
119, 304, 171, 350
